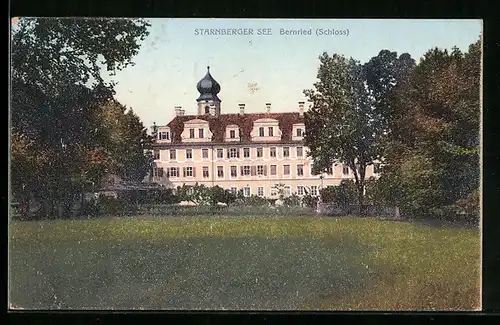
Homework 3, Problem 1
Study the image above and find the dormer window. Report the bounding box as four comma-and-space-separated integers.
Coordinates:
158, 131, 169, 140
292, 123, 306, 141
189, 129, 195, 138
230, 130, 236, 138
251, 118, 281, 141
199, 128, 204, 138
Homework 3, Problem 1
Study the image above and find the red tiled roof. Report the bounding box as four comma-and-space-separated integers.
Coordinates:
164, 112, 305, 145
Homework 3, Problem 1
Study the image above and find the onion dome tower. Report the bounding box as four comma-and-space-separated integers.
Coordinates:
196, 66, 221, 116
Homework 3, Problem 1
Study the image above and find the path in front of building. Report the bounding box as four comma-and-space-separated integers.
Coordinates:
9, 236, 374, 310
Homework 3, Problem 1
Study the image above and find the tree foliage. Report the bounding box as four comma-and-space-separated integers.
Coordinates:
10, 18, 151, 218
371, 40, 481, 220
319, 181, 358, 207
304, 51, 415, 205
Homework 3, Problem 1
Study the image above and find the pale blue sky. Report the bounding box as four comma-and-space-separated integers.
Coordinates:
110, 19, 482, 129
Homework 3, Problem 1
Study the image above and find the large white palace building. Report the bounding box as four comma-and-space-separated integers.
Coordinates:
150, 67, 379, 198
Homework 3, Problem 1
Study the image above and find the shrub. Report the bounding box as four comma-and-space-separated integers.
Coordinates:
320, 180, 358, 207
283, 193, 301, 207
302, 193, 319, 208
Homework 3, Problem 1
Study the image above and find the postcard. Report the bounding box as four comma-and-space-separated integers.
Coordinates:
9, 18, 482, 311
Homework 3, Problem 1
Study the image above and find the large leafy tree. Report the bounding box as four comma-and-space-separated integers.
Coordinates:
10, 18, 150, 218
304, 51, 415, 206
96, 99, 154, 182
378, 40, 481, 219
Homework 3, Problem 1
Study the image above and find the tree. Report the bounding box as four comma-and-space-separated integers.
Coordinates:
378, 39, 481, 219
304, 51, 415, 206
96, 99, 154, 182
10, 17, 151, 218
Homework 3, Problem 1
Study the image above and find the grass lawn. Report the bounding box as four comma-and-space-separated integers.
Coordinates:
8, 216, 480, 310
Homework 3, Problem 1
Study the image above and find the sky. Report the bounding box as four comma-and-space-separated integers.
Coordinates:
109, 19, 482, 129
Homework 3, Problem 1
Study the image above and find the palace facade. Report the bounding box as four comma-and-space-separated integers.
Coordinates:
150, 67, 379, 198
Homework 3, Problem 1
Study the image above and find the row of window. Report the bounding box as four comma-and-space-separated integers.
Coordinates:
153, 146, 306, 161
158, 127, 304, 140
176, 185, 318, 197
152, 163, 354, 179
228, 185, 317, 197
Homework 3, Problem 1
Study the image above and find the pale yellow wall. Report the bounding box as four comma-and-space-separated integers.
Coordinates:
153, 145, 378, 197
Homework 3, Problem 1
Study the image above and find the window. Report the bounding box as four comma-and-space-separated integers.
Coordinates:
186, 149, 193, 159
310, 186, 318, 196
242, 166, 251, 176
257, 148, 263, 158
257, 165, 265, 176
374, 163, 380, 174
170, 149, 176, 160
205, 106, 210, 114
230, 130, 236, 138
229, 148, 239, 158
271, 187, 278, 197
270, 165, 277, 176
153, 167, 164, 177
169, 167, 179, 177
159, 131, 169, 140
257, 187, 264, 197
185, 167, 194, 177
270, 147, 276, 157
296, 128, 303, 137
343, 165, 349, 175
284, 186, 291, 196
283, 147, 290, 158
202, 148, 209, 159
217, 148, 224, 158
198, 128, 204, 138
268, 127, 274, 136
283, 165, 290, 175
203, 166, 209, 178
153, 150, 160, 160
297, 164, 304, 176
296, 147, 303, 157
217, 166, 224, 178
189, 128, 195, 138
230, 187, 237, 195
230, 166, 237, 177
243, 148, 250, 158
243, 187, 251, 197
259, 127, 265, 137
297, 185, 305, 196
327, 166, 333, 175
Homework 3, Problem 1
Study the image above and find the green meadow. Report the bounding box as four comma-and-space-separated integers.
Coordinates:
8, 216, 480, 310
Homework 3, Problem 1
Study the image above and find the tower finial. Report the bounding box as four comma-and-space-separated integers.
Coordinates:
207, 66, 210, 71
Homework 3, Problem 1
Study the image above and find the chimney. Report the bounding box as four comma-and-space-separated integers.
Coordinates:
265, 102, 271, 113
174, 106, 182, 116
179, 109, 185, 116
298, 101, 305, 116
238, 103, 245, 116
